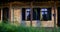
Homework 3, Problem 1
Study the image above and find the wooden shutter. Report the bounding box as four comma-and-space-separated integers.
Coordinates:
47, 8, 51, 20
22, 8, 25, 20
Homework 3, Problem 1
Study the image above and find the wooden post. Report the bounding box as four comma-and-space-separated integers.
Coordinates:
9, 3, 11, 23
54, 1, 57, 32
30, 2, 33, 26
1, 8, 3, 22
12, 8, 14, 23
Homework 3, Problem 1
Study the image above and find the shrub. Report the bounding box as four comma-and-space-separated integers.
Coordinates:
0, 22, 58, 32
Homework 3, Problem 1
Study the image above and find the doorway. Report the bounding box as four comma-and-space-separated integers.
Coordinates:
2, 7, 9, 23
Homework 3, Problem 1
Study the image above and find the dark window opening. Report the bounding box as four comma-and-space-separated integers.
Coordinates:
22, 8, 30, 21
2, 7, 9, 23
26, 8, 31, 21
22, 8, 25, 20
57, 7, 60, 27
33, 8, 40, 20
22, 8, 51, 21
41, 8, 51, 21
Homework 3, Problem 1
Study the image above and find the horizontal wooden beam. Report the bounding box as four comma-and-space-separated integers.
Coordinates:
0, 1, 60, 7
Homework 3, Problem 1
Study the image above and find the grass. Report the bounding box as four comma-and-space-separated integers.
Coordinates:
0, 22, 59, 32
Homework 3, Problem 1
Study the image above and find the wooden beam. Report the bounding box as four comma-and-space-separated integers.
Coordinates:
54, 1, 57, 32
30, 2, 33, 26
1, 1, 60, 7
9, 3, 12, 23
1, 8, 3, 22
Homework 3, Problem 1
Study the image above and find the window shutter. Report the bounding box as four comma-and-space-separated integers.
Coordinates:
33, 8, 40, 20
47, 8, 51, 20
33, 8, 36, 20
37, 8, 40, 20
22, 8, 25, 20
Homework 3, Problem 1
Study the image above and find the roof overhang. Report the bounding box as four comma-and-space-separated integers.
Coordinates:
0, 1, 60, 8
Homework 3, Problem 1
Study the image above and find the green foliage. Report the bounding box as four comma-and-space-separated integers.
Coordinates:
0, 22, 59, 32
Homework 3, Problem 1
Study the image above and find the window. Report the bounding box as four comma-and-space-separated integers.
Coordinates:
22, 8, 51, 21
26, 8, 31, 20
41, 8, 51, 21
22, 8, 30, 21
3, 7, 9, 23
33, 8, 40, 20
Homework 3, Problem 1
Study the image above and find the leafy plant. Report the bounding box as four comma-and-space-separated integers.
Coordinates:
0, 22, 59, 32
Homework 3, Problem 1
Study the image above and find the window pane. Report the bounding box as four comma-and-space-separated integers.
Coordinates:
26, 8, 30, 21
33, 8, 40, 20
26, 8, 30, 11
22, 8, 31, 21
45, 9, 47, 11
45, 12, 47, 14
26, 12, 30, 17
41, 12, 44, 15
42, 14, 48, 21
41, 9, 45, 11
41, 8, 47, 11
